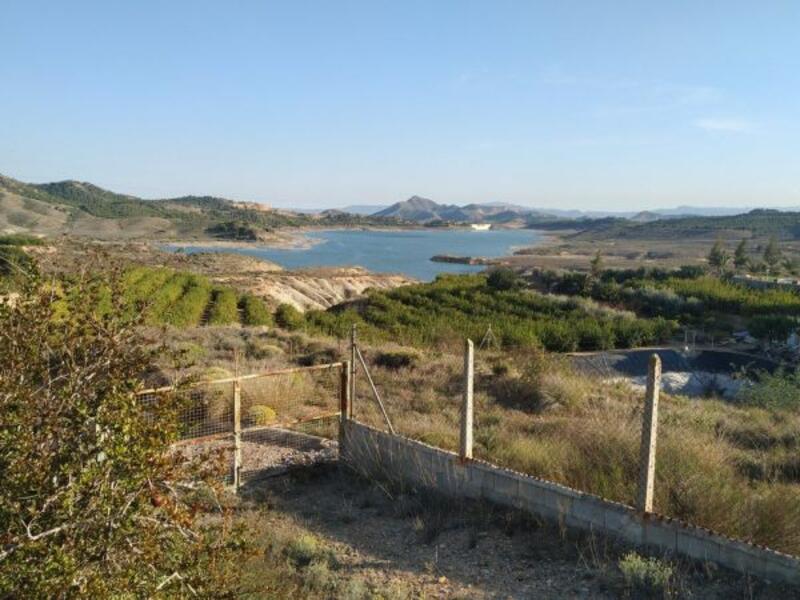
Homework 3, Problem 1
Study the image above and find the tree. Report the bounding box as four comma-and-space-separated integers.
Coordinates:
275, 302, 305, 330
0, 273, 246, 597
589, 250, 604, 279
486, 267, 520, 291
734, 239, 749, 271
707, 239, 730, 274
763, 237, 782, 274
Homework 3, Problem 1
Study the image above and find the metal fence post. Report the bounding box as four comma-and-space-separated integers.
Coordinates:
233, 379, 242, 491
460, 338, 474, 461
636, 354, 661, 513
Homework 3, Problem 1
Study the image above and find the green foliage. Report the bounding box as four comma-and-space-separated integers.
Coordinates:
305, 274, 675, 352
764, 236, 782, 272
618, 552, 673, 597
707, 238, 730, 273
747, 314, 798, 341
734, 238, 749, 270
162, 274, 212, 327
249, 404, 277, 425
0, 273, 246, 597
208, 287, 240, 325
737, 369, 800, 409
486, 267, 520, 291
206, 221, 260, 240
117, 266, 273, 328
0, 233, 45, 246
275, 303, 304, 330
0, 246, 38, 289
240, 294, 273, 326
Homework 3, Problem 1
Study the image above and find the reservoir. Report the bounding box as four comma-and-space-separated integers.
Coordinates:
166, 228, 543, 280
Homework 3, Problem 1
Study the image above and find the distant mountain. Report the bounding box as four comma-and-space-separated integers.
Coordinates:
340, 204, 388, 215
374, 195, 552, 224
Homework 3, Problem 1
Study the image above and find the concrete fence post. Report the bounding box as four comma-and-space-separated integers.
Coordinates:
233, 379, 242, 491
339, 361, 351, 451
460, 338, 474, 460
636, 354, 661, 513
350, 324, 357, 416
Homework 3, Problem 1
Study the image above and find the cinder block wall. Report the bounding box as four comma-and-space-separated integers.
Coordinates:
341, 420, 800, 586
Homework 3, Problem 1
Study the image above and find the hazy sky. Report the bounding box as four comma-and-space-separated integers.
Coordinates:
2, 1, 799, 210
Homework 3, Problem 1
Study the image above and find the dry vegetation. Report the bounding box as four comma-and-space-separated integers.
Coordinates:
346, 344, 800, 557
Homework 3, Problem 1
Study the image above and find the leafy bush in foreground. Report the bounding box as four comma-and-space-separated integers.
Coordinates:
0, 274, 245, 597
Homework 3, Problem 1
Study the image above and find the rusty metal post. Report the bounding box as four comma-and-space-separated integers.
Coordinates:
460, 339, 474, 460
233, 379, 242, 491
636, 354, 661, 513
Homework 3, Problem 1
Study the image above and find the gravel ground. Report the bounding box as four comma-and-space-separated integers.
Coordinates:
241, 465, 800, 599
175, 427, 338, 480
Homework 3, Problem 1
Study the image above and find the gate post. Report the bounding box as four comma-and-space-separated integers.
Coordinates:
233, 379, 242, 491
460, 339, 474, 461
636, 354, 661, 513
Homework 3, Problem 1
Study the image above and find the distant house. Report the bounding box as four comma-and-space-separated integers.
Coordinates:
470, 223, 491, 231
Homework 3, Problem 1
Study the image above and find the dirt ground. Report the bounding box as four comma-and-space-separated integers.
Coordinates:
240, 464, 798, 599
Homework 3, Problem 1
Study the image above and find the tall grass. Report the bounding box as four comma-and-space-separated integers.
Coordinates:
353, 344, 800, 556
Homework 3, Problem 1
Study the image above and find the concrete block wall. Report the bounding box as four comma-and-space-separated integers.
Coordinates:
341, 420, 800, 586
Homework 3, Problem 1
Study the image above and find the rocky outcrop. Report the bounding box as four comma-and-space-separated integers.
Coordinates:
218, 267, 413, 312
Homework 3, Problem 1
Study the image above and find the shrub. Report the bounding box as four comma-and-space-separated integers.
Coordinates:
618, 552, 673, 597
249, 404, 277, 425
162, 274, 212, 327
375, 349, 419, 370
284, 534, 330, 568
207, 287, 240, 325
0, 273, 246, 596
240, 294, 273, 326
275, 303, 304, 330
486, 267, 520, 291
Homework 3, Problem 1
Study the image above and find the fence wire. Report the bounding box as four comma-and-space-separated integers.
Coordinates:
138, 363, 344, 484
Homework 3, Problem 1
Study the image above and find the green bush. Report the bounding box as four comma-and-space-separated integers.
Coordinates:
0, 274, 246, 596
275, 303, 304, 330
207, 287, 240, 325
240, 294, 273, 326
162, 274, 212, 327
618, 552, 673, 597
486, 267, 520, 291
249, 404, 277, 426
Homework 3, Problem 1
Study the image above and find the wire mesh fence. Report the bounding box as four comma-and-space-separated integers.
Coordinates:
138, 362, 346, 485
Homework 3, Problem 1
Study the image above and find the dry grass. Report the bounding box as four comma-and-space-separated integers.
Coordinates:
351, 343, 800, 557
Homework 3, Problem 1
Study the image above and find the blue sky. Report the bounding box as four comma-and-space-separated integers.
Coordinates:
2, 1, 799, 210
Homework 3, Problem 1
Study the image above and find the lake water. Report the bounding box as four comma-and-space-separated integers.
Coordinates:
165, 228, 543, 280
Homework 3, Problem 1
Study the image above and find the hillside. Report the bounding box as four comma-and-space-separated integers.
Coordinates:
0, 174, 400, 240
569, 209, 800, 241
